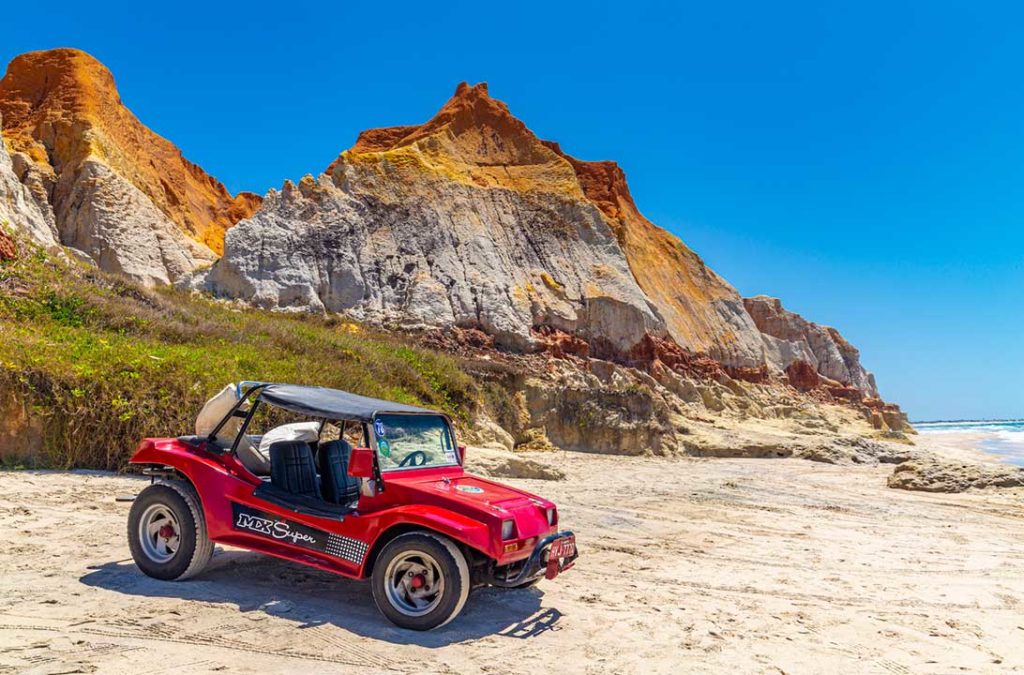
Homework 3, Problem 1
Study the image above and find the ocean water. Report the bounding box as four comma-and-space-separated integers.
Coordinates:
915, 419, 1024, 466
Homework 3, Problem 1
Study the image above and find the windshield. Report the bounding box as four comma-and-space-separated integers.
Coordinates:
373, 414, 458, 471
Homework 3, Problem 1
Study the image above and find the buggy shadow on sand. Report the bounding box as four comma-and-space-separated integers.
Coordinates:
80, 551, 559, 646
121, 382, 577, 630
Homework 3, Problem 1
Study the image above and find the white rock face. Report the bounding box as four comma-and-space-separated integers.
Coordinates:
204, 167, 667, 353
1, 115, 215, 284
0, 119, 58, 247
54, 159, 216, 286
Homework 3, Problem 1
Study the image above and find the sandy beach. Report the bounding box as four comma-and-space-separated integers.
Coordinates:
916, 425, 1024, 466
2, 443, 1023, 674
914, 431, 1007, 464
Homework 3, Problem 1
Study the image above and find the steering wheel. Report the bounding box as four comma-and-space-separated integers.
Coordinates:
398, 451, 428, 468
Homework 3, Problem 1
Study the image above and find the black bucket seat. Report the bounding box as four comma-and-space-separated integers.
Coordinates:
269, 440, 321, 499
318, 439, 360, 505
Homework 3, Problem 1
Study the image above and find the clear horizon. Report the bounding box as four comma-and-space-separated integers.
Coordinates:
3, 0, 1021, 421
914, 418, 1024, 424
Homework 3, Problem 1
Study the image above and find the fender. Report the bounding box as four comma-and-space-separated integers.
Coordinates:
129, 437, 258, 534
355, 503, 491, 577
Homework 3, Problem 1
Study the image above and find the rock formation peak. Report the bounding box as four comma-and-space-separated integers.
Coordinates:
0, 49, 119, 131
341, 80, 555, 177
0, 48, 260, 282
208, 83, 766, 371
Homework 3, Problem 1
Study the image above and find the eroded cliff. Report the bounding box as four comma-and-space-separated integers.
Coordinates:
202, 81, 883, 405
204, 83, 667, 354
0, 48, 260, 284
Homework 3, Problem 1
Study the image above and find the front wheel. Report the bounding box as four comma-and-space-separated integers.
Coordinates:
127, 482, 214, 581
370, 532, 470, 630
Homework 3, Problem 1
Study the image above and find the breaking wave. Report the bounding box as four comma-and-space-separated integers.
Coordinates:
916, 420, 1024, 466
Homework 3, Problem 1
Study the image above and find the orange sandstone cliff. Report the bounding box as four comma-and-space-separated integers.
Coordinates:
0, 48, 259, 283
0, 51, 884, 404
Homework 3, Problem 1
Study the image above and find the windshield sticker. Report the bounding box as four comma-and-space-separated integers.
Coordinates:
378, 439, 391, 457
444, 449, 458, 463
455, 485, 484, 494
374, 419, 386, 438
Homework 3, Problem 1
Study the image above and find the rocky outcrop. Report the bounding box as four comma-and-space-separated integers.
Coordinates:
203, 83, 666, 354
0, 49, 259, 284
888, 458, 1024, 493
544, 144, 767, 368
785, 360, 820, 391
744, 295, 878, 397
201, 81, 884, 400
0, 113, 58, 248
1, 49, 900, 430
466, 446, 565, 481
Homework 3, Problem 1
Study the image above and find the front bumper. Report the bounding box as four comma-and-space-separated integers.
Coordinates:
485, 530, 578, 587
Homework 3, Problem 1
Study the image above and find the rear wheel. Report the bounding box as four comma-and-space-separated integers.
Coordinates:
127, 482, 213, 581
371, 532, 469, 630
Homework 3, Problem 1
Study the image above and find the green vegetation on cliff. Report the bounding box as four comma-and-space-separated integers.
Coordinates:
0, 237, 477, 470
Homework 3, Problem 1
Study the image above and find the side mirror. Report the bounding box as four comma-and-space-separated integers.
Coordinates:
458, 445, 467, 464
349, 447, 376, 478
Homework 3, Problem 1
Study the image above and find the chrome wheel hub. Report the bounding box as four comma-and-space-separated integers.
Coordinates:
384, 551, 445, 616
138, 504, 181, 564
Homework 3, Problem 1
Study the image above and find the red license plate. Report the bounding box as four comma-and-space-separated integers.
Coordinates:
548, 535, 576, 560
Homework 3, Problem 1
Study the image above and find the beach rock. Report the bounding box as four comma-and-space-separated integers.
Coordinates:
0, 48, 259, 283
797, 437, 913, 465
466, 446, 565, 481
685, 442, 796, 459
888, 457, 1024, 492
745, 295, 878, 397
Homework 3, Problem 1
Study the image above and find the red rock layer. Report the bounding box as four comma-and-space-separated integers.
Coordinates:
785, 360, 820, 390
0, 229, 15, 261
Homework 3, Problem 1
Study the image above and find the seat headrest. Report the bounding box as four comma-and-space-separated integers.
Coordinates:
269, 439, 315, 459
320, 439, 352, 455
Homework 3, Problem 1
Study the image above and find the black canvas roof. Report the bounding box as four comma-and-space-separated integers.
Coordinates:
255, 384, 438, 422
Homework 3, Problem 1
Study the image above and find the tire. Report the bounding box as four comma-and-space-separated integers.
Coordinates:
370, 532, 470, 630
127, 481, 214, 581
506, 576, 542, 589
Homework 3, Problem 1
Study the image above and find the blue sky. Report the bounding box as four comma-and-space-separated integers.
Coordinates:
3, 0, 1021, 421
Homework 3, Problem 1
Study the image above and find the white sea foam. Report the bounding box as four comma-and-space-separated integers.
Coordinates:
916, 420, 1024, 466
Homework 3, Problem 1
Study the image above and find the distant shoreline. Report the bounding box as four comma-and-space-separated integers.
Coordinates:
913, 418, 1023, 425
914, 420, 1024, 467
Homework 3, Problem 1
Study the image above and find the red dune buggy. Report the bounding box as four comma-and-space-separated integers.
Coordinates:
125, 382, 577, 630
